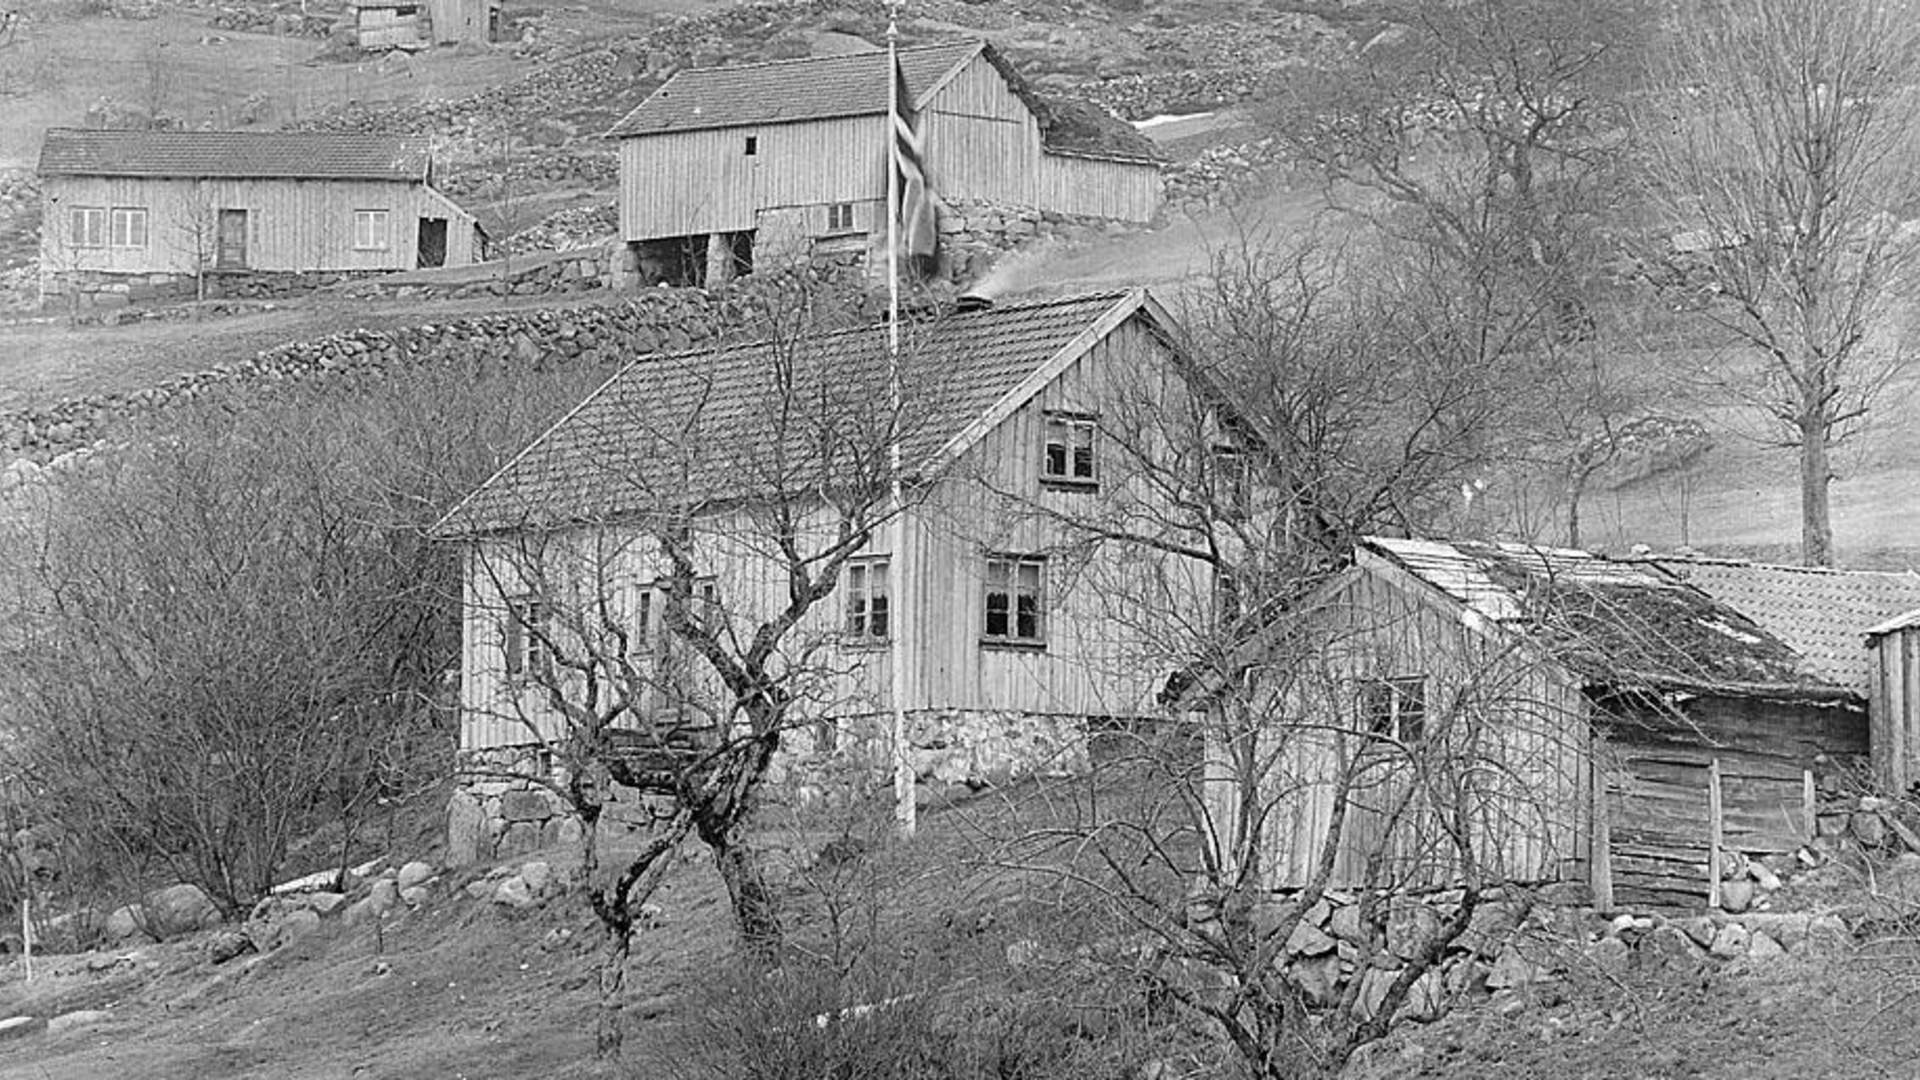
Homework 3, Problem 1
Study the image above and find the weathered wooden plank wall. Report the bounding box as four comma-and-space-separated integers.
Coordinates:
41, 176, 473, 274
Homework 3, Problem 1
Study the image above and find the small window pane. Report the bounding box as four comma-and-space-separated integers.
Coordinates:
985, 588, 1010, 636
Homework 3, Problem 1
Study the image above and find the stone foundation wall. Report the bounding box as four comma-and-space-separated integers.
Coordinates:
40, 268, 395, 313
447, 709, 1093, 864
936, 197, 1152, 285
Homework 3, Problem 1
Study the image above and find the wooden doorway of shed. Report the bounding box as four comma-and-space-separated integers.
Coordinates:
217, 208, 248, 269
417, 217, 448, 268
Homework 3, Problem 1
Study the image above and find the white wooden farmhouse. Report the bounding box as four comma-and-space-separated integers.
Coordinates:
433, 289, 1221, 861
37, 128, 483, 308
604, 40, 1164, 285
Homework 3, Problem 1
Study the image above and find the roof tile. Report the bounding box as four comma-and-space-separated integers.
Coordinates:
37, 128, 433, 181
436, 290, 1144, 537
1652, 557, 1920, 695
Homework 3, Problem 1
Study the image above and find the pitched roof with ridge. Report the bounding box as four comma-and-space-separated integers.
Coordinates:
1364, 537, 1843, 699
603, 39, 1161, 164
1651, 556, 1920, 695
434, 288, 1174, 538
37, 128, 433, 181
606, 40, 985, 137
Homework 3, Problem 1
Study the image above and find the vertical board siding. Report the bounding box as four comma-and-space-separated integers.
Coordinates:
1261, 570, 1589, 891
40, 175, 472, 274
903, 317, 1194, 719
617, 54, 1161, 242
621, 118, 886, 241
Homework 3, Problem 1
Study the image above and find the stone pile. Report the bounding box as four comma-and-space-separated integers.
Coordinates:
0, 289, 728, 460
438, 147, 619, 199
499, 203, 620, 257
937, 196, 1152, 283
208, 4, 335, 37
1160, 137, 1291, 212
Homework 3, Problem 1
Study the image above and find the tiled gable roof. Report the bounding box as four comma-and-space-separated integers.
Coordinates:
37, 128, 433, 181
434, 290, 1159, 538
605, 41, 982, 137
1652, 557, 1920, 695
1367, 537, 1842, 698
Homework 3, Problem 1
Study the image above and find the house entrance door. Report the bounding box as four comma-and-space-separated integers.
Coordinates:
217, 209, 248, 269
417, 217, 447, 268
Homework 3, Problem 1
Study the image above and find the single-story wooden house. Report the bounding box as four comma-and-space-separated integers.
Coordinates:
353, 0, 499, 50
1193, 537, 1867, 909
37, 128, 483, 307
431, 288, 1225, 861
603, 39, 1163, 286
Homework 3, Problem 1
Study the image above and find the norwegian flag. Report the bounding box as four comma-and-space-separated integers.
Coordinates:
892, 56, 938, 273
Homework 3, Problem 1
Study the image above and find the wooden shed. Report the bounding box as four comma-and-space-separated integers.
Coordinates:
355, 0, 496, 49
36, 128, 483, 306
603, 40, 1162, 285
1651, 556, 1920, 797
1200, 538, 1868, 909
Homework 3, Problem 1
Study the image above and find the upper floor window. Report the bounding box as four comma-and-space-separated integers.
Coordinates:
983, 554, 1045, 647
69, 206, 106, 248
353, 209, 391, 251
1210, 443, 1251, 518
744, 135, 759, 156
1042, 412, 1098, 489
503, 595, 551, 680
826, 202, 856, 234
109, 206, 148, 249
1358, 676, 1427, 744
844, 557, 890, 644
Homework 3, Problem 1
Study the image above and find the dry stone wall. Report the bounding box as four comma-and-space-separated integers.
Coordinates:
0, 286, 744, 461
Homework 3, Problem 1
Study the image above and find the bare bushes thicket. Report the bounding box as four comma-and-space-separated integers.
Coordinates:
0, 359, 600, 925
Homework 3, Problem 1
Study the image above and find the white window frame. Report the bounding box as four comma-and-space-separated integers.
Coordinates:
844, 557, 891, 645
503, 595, 551, 681
1358, 675, 1427, 744
982, 554, 1046, 647
352, 208, 392, 251
109, 206, 148, 250
1042, 412, 1098, 488
69, 206, 106, 248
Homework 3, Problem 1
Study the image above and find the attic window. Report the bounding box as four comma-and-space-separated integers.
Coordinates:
744, 135, 758, 156
1358, 676, 1427, 744
1041, 412, 1098, 490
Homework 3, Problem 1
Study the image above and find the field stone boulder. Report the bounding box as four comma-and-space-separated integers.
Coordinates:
1719, 879, 1755, 914
45, 1009, 113, 1036
306, 891, 348, 917
368, 878, 401, 916
400, 886, 431, 908
1485, 947, 1541, 989
1709, 922, 1751, 959
519, 860, 553, 896
205, 928, 254, 965
145, 884, 221, 938
492, 876, 537, 909
1746, 932, 1787, 961
1291, 953, 1341, 1007
397, 861, 435, 890
1285, 920, 1337, 958
104, 905, 152, 943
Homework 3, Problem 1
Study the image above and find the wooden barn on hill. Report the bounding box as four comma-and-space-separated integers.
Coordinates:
36, 128, 482, 307
353, 0, 500, 50
1194, 538, 1867, 909
604, 39, 1163, 286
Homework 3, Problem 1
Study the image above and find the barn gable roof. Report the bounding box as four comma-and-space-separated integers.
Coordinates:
604, 39, 1161, 164
1366, 537, 1845, 699
606, 41, 984, 137
433, 288, 1176, 538
1650, 556, 1920, 696
37, 128, 433, 182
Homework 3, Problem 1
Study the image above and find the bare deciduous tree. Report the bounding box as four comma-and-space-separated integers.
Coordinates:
449, 274, 930, 1056
1641, 0, 1920, 566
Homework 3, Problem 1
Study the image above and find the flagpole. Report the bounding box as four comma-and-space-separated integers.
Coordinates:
886, 0, 916, 839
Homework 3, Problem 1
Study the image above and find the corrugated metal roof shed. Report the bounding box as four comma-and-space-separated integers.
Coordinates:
37, 129, 433, 181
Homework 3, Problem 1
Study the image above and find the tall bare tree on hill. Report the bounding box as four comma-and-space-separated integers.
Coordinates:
1642, 0, 1920, 566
